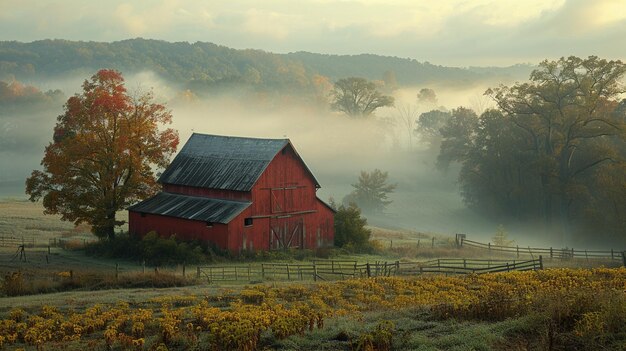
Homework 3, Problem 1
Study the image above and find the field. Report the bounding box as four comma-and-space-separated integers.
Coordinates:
1, 200, 625, 350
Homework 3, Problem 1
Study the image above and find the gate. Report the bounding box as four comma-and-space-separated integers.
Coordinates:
269, 216, 304, 250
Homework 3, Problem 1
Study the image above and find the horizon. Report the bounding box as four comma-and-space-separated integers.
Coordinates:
1, 0, 624, 66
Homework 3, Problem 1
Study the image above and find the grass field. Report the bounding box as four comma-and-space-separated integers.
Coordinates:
0, 200, 625, 350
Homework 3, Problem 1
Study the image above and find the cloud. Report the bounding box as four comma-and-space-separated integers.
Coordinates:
0, 0, 624, 66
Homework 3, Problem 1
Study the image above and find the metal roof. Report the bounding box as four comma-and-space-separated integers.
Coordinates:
159, 133, 290, 191
128, 192, 251, 224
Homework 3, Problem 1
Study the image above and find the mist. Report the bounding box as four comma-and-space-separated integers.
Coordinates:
0, 70, 588, 246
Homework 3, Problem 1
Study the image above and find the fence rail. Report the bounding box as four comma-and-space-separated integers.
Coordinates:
0, 235, 35, 248
461, 238, 626, 262
196, 257, 542, 283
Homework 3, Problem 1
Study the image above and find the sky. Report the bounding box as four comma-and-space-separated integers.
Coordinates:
0, 0, 625, 66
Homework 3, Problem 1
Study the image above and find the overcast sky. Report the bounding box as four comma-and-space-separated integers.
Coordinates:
0, 0, 624, 66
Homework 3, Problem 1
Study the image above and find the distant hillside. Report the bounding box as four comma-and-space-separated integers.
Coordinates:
0, 38, 533, 93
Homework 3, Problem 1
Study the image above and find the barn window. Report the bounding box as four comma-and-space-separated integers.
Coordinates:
244, 218, 253, 226
206, 222, 213, 228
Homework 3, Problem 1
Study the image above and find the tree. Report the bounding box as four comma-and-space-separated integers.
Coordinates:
395, 104, 418, 150
343, 169, 396, 214
436, 107, 479, 171
334, 203, 371, 248
415, 109, 451, 151
487, 56, 626, 241
330, 77, 394, 118
26, 69, 179, 240
417, 88, 438, 107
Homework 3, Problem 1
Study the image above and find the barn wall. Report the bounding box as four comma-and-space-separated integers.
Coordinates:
226, 212, 270, 253
129, 211, 229, 249
163, 184, 251, 201
251, 145, 317, 215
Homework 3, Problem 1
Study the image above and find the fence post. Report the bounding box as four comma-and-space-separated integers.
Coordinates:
463, 259, 466, 269
366, 263, 371, 278
571, 248, 574, 258
488, 242, 491, 253
432, 237, 435, 248
286, 264, 290, 280
48, 245, 51, 254
261, 264, 265, 279
611, 249, 614, 260
516, 245, 519, 258
539, 255, 544, 270
390, 240, 393, 249
550, 247, 553, 259
314, 263, 318, 281
395, 261, 400, 275
622, 251, 626, 267
417, 239, 420, 249
196, 266, 200, 279
182, 262, 186, 278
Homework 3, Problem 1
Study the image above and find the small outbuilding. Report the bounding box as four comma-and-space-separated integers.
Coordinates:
128, 133, 335, 253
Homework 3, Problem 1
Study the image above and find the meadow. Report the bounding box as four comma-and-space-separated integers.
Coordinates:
1, 200, 625, 350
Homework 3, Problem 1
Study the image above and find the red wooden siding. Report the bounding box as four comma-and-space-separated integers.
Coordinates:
129, 139, 334, 254
129, 211, 229, 248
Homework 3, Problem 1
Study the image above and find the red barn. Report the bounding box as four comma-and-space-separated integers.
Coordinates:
128, 133, 335, 253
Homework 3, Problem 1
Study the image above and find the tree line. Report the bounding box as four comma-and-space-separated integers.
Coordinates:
418, 56, 626, 244
0, 39, 530, 95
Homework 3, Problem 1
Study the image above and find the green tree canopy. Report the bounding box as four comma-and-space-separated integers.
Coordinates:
333, 203, 371, 248
343, 169, 396, 214
330, 77, 394, 117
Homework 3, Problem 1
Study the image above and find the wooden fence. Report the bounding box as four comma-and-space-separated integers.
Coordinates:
196, 257, 543, 283
460, 237, 626, 263
0, 235, 35, 248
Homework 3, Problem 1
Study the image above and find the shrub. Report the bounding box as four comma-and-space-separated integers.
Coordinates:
334, 203, 372, 250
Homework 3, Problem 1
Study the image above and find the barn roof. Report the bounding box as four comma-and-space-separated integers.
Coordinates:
158, 133, 320, 191
128, 192, 251, 224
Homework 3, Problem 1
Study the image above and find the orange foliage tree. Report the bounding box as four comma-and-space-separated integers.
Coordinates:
26, 69, 179, 239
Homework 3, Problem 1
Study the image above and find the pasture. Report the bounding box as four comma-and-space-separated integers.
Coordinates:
1, 200, 625, 350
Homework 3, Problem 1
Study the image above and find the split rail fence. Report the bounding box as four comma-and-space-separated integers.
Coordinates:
459, 237, 626, 263
196, 257, 543, 283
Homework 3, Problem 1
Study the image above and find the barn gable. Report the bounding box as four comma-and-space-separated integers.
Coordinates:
159, 133, 319, 191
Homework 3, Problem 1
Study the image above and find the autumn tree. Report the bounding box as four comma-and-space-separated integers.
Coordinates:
330, 77, 394, 118
343, 169, 396, 214
26, 69, 179, 240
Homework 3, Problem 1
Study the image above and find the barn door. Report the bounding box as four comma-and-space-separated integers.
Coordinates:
269, 217, 304, 250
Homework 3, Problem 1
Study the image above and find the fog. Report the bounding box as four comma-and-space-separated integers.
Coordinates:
0, 71, 562, 244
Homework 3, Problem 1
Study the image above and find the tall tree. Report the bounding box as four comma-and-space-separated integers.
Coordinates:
330, 77, 394, 118
487, 56, 626, 241
343, 169, 396, 214
26, 69, 179, 240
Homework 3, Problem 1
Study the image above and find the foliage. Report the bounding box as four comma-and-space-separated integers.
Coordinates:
415, 109, 451, 150
416, 88, 438, 106
85, 231, 210, 265
330, 77, 394, 118
343, 169, 396, 214
492, 225, 515, 246
25, 69, 179, 240
438, 56, 626, 243
333, 204, 371, 249
1, 268, 625, 350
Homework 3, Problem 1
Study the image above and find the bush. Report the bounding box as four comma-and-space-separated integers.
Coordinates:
85, 232, 211, 265
334, 203, 372, 250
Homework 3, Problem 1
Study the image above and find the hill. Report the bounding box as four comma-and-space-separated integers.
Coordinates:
0, 38, 533, 93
